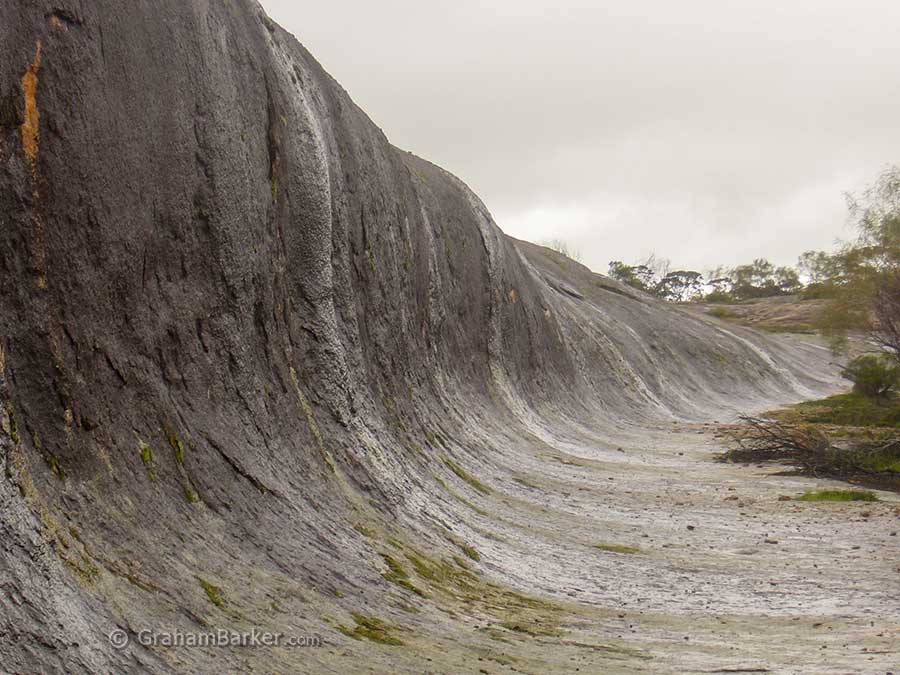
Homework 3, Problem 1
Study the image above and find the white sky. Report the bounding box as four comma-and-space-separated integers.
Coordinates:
260, 0, 900, 274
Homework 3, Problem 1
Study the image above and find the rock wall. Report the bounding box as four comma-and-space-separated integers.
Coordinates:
0, 2, 839, 672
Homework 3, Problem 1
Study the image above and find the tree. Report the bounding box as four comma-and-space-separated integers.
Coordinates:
607, 259, 662, 293
817, 166, 900, 361
846, 166, 900, 272
775, 266, 802, 294
873, 269, 900, 357
642, 253, 671, 280
731, 258, 779, 299
798, 250, 844, 298
608, 261, 649, 292
631, 264, 657, 289
655, 270, 704, 302
841, 355, 899, 399
703, 266, 735, 302
798, 250, 843, 285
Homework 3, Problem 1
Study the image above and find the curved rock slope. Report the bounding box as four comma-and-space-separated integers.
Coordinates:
0, 2, 845, 673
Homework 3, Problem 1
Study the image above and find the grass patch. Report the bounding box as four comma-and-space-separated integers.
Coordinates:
707, 307, 739, 319
168, 432, 186, 464
64, 552, 100, 583
775, 392, 900, 428
183, 484, 200, 503
199, 578, 225, 607
424, 430, 449, 449
796, 490, 879, 502
337, 613, 405, 646
858, 452, 900, 473
405, 551, 479, 590
139, 443, 157, 482
754, 322, 817, 334
369, 538, 571, 643
47, 453, 66, 480
459, 544, 481, 562
5, 405, 20, 444
353, 522, 376, 538
592, 279, 633, 298
381, 554, 426, 597
443, 457, 491, 494
499, 619, 563, 637
434, 476, 489, 516
400, 548, 567, 637
593, 543, 642, 555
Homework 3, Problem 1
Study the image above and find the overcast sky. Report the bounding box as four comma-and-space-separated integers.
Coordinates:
261, 0, 900, 274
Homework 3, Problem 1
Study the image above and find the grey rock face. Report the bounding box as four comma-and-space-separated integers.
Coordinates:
0, 2, 844, 673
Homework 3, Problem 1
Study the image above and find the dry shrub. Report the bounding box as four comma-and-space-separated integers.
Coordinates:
723, 416, 900, 478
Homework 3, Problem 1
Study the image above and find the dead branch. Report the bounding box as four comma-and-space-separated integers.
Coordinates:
724, 416, 853, 477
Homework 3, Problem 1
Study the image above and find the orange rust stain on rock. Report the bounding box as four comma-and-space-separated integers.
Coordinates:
50, 16, 67, 32
21, 41, 47, 289
21, 41, 43, 171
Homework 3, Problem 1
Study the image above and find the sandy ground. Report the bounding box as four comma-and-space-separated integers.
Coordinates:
324, 416, 900, 675
486, 422, 898, 673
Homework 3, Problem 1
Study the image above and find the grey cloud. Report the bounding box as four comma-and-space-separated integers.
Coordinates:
261, 0, 900, 272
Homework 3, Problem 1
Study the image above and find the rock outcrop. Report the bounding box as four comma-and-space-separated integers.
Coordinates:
0, 2, 841, 672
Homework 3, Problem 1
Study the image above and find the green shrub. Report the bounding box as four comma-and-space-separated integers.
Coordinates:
704, 291, 734, 303
841, 355, 900, 398
796, 490, 878, 502
786, 391, 900, 428
800, 281, 840, 300
707, 306, 739, 319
